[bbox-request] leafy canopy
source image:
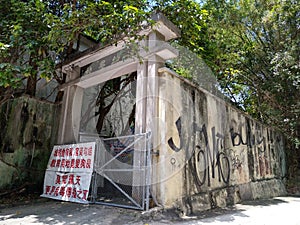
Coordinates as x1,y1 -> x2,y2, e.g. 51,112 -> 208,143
0,0 -> 150,101
203,0 -> 300,147
0,0 -> 299,149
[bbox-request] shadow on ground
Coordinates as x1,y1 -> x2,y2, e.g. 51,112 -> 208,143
1,196 -> 300,225
240,197 -> 288,206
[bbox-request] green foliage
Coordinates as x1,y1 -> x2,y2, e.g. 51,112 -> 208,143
0,0 -> 150,100
0,0 -> 298,151
152,0 -> 219,94
153,0 -> 209,55
203,0 -> 300,148
0,0 -> 55,95
44,0 -> 150,58
155,0 -> 299,154
0,63 -> 21,88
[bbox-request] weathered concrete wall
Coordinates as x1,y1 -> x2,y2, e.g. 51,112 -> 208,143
0,96 -> 60,191
154,68 -> 286,213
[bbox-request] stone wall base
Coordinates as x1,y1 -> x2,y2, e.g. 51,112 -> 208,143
0,96 -> 60,190
182,179 -> 286,215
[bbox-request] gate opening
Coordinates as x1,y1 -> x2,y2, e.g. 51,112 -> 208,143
80,72 -> 137,137
80,133 -> 151,210
79,72 -> 151,210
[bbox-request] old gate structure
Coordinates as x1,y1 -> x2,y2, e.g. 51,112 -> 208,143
57,13 -> 286,213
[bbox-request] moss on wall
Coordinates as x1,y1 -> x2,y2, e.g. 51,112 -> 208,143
0,96 -> 60,192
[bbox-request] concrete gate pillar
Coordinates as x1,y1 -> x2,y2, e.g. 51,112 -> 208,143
133,15 -> 181,206
58,66 -> 84,144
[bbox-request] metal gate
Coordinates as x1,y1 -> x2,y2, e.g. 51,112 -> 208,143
80,132 -> 152,210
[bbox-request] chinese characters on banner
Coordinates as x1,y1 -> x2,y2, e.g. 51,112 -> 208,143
41,142 -> 95,204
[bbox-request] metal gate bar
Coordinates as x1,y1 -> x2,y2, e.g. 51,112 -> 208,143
99,173 -> 143,209
83,132 -> 151,210
145,132 -> 151,211
95,135 -> 144,173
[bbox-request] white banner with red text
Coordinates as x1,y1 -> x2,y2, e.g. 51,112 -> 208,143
41,142 -> 96,203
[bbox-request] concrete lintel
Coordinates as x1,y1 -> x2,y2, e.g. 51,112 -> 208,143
142,42 -> 178,60
62,42 -> 125,73
77,59 -> 137,89
60,58 -> 137,90
152,13 -> 181,41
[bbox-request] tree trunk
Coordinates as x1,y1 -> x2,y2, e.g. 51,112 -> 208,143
26,75 -> 37,97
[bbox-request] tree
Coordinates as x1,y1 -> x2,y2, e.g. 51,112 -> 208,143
153,0 -> 209,55
0,0 -> 152,194
0,0 -> 150,104
202,0 -> 300,175
1,0 -> 298,170
151,0 -> 223,95
0,0 -> 54,102
153,0 -> 299,177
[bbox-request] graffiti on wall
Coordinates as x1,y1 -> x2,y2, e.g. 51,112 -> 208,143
167,115 -> 285,187
229,119 -> 281,178
168,117 -> 230,187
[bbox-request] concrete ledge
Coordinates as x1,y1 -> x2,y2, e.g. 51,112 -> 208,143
183,179 -> 286,214
250,179 -> 286,200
